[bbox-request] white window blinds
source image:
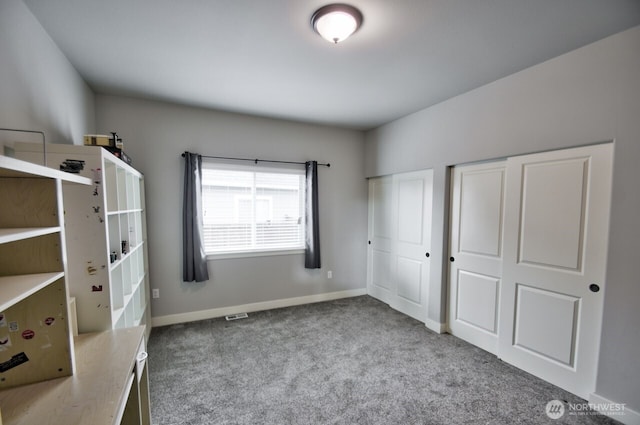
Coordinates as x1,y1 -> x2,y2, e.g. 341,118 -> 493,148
201,162 -> 305,255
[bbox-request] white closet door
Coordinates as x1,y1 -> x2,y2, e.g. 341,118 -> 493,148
367,170 -> 433,322
448,161 -> 506,354
498,143 -> 613,399
367,176 -> 394,305
392,170 -> 433,321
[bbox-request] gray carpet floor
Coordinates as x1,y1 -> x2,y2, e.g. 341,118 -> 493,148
147,295 -> 619,425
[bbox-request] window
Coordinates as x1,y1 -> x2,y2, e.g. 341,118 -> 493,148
201,161 -> 305,256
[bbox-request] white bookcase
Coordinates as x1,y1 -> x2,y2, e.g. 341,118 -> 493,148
15,143 -> 151,339
0,155 -> 91,389
0,326 -> 151,425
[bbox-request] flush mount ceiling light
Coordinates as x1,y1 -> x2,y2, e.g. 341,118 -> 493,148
311,4 -> 363,44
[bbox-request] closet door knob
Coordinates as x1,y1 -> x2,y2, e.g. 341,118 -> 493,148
368,241 -> 371,245
589,284 -> 600,293
450,256 -> 455,262
425,252 -> 430,258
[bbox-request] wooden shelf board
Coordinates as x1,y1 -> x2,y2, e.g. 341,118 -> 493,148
128,242 -> 143,256
0,227 -> 60,244
108,245 -> 143,272
0,155 -> 92,185
112,305 -> 125,325
0,272 -> 65,311
131,274 -> 145,295
106,209 -> 143,216
122,292 -> 134,308
134,304 -> 147,324
109,257 -> 123,271
0,327 -> 145,425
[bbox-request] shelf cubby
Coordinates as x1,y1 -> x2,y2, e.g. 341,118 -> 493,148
14,143 -> 152,341
0,154 -> 91,390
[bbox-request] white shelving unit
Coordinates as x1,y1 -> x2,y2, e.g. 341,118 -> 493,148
15,144 -> 151,339
0,155 -> 91,390
0,326 -> 151,425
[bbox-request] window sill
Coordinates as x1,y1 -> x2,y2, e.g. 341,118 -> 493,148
206,248 -> 305,261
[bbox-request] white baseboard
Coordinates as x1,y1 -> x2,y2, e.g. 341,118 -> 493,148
425,318 -> 446,334
151,288 -> 367,327
588,393 -> 640,425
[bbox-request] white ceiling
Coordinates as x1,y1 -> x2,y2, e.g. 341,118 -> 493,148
25,0 -> 640,130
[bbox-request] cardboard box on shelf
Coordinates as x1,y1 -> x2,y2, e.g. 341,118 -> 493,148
83,134 -> 113,147
84,133 -> 124,150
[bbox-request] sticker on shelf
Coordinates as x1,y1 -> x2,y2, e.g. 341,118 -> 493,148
21,329 -> 35,340
8,321 -> 18,332
0,313 -> 5,327
44,317 -> 55,326
0,352 -> 29,373
59,159 -> 85,174
91,168 -> 102,184
0,334 -> 11,351
87,263 -> 97,275
92,285 -> 103,292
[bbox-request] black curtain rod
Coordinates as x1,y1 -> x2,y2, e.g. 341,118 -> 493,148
181,152 -> 330,167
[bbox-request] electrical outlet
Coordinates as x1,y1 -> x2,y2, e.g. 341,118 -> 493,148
327,270 -> 333,279
152,288 -> 160,299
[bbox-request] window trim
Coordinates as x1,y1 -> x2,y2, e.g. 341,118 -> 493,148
206,248 -> 305,261
201,159 -> 306,258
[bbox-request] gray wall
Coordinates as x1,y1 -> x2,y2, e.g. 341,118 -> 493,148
4,0 -> 637,410
0,0 -> 94,150
365,26 -> 640,412
95,95 -> 368,319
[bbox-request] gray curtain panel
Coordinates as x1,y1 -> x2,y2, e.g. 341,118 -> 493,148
305,160 -> 321,269
182,152 -> 210,282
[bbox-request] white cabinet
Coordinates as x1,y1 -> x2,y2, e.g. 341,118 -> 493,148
0,155 -> 91,389
15,144 -> 151,338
